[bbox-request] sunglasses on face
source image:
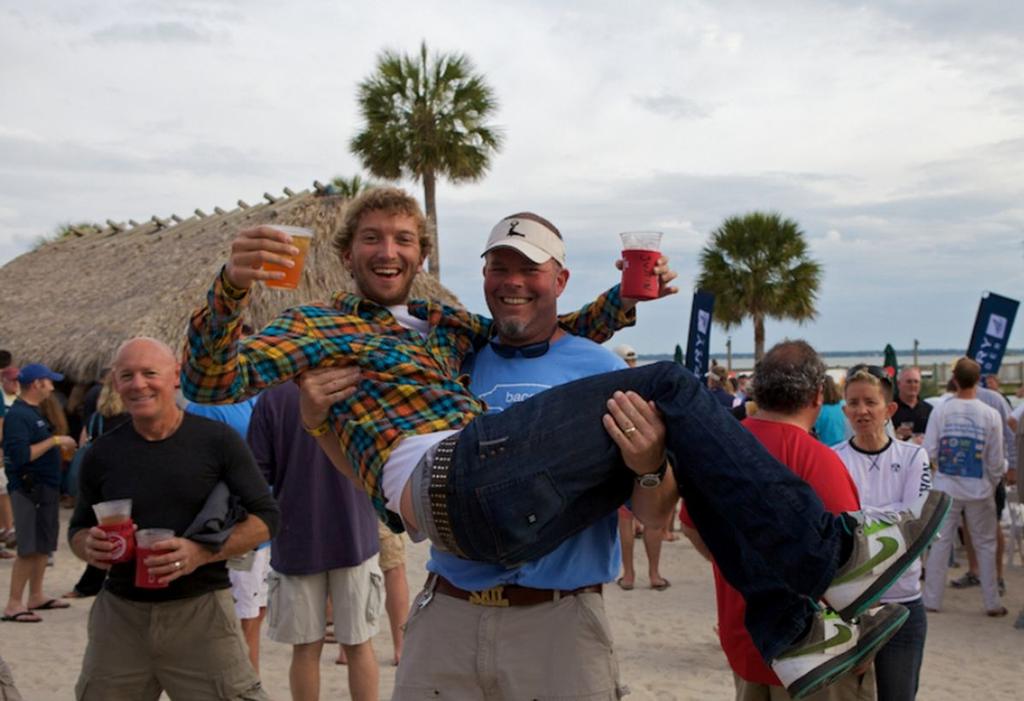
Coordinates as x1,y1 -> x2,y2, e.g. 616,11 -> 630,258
846,364 -> 894,387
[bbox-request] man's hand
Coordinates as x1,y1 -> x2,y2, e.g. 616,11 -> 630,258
296,366 -> 362,429
224,226 -> 300,290
145,537 -> 214,585
617,255 -> 679,309
602,390 -> 666,476
56,435 -> 77,451
80,526 -> 120,570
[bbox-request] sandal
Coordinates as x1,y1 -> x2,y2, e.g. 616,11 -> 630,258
1,610 -> 42,623
616,577 -> 635,591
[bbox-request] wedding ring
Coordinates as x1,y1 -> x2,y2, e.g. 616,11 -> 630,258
623,426 -> 637,436
174,561 -> 182,570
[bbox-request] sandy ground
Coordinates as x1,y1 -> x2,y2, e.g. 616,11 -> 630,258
1,508 -> 1022,700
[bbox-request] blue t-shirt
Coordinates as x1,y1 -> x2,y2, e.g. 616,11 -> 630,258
814,401 -> 848,447
428,334 -> 626,590
185,396 -> 260,439
2,398 -> 62,491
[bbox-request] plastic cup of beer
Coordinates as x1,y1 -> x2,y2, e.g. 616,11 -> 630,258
262,225 -> 314,289
619,231 -> 663,300
134,528 -> 175,589
93,499 -> 136,564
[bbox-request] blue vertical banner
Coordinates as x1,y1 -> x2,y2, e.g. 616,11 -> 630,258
684,290 -> 715,377
966,291 -> 1019,375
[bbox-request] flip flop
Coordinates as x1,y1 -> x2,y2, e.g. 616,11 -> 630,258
616,577 -> 634,591
651,579 -> 671,591
0,550 -> 14,560
1,611 -> 42,623
28,598 -> 70,611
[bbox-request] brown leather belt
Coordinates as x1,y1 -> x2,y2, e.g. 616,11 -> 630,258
431,575 -> 602,608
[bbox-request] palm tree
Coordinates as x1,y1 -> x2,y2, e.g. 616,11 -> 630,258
330,174 -> 377,198
696,212 -> 822,362
351,41 -> 503,277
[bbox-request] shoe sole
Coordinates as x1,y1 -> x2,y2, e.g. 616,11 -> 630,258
788,606 -> 909,700
835,492 -> 952,621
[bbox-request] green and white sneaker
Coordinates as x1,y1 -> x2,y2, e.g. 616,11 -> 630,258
825,490 -> 951,621
772,604 -> 908,700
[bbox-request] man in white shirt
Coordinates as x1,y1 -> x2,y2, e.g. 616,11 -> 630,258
922,357 -> 1007,617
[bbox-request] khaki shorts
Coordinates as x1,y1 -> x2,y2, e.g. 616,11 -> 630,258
266,554 -> 382,646
378,521 -> 405,572
393,583 -> 625,700
733,669 -> 875,701
0,468 -> 8,496
76,589 -> 267,701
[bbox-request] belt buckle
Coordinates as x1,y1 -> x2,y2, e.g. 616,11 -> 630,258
468,585 -> 511,607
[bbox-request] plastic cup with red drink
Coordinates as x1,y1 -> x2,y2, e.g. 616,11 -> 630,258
134,528 -> 176,589
92,499 -> 135,565
619,231 -> 663,300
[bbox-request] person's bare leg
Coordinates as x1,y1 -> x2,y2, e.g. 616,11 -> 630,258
617,511 -> 636,589
643,524 -> 668,588
964,518 -> 978,576
0,495 -> 13,534
239,608 -> 266,676
383,564 -> 409,665
4,554 -> 40,616
290,640 -> 324,701
663,497 -> 680,541
25,554 -> 57,609
341,640 -> 378,701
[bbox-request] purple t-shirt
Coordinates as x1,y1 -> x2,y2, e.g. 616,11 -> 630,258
247,383 -> 379,574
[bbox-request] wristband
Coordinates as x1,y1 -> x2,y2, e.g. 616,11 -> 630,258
53,436 -> 60,448
302,418 -> 331,437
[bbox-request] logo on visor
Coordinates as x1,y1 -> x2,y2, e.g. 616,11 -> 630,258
506,220 -> 525,237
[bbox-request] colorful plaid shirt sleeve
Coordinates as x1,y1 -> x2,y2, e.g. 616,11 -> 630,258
182,268 -> 330,403
557,284 -> 636,343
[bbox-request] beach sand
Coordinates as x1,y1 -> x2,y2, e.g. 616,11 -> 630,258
1,508 -> 1021,700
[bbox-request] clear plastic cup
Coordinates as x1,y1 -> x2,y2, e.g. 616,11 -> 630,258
619,231 -> 663,300
262,225 -> 314,289
134,528 -> 175,589
93,499 -> 135,564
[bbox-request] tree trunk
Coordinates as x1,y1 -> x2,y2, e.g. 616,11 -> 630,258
753,313 -> 766,363
422,171 -> 440,278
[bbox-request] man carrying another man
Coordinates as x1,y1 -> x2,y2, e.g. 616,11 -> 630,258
183,187 -> 951,699
69,338 -> 280,700
300,209 -> 677,698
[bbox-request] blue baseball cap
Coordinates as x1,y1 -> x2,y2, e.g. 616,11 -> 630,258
17,363 -> 63,384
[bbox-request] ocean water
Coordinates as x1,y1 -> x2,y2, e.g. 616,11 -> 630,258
642,350 -> 1024,372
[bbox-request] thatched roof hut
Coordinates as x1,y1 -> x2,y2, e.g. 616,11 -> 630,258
0,184 -> 461,382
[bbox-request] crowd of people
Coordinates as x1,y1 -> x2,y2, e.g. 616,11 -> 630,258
0,186 -> 1021,701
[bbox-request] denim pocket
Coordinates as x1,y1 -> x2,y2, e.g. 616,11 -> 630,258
476,470 -> 565,564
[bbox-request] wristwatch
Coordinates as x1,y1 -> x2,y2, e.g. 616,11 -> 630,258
635,459 -> 668,488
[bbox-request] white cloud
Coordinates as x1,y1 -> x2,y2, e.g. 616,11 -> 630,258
1,0 -> 1023,353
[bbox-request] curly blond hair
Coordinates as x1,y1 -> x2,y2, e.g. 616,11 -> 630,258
333,187 -> 430,258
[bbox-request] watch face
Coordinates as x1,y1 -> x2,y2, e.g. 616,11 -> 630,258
638,473 -> 662,488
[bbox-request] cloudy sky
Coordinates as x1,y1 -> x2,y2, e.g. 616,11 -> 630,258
2,0 -> 1022,355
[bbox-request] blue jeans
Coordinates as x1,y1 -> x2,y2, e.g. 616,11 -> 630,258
443,361 -> 844,660
873,597 -> 926,700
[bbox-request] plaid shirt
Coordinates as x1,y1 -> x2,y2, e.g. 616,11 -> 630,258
183,269 -> 635,527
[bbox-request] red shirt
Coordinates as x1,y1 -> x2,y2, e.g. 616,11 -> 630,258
679,418 -> 860,685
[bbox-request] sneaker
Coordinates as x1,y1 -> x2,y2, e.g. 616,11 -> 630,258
772,604 -> 909,700
824,490 -> 952,621
950,571 -> 981,588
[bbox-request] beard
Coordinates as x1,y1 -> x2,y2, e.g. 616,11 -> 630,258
491,317 -> 532,344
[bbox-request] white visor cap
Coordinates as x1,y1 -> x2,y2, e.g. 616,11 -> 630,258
482,216 -> 566,267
